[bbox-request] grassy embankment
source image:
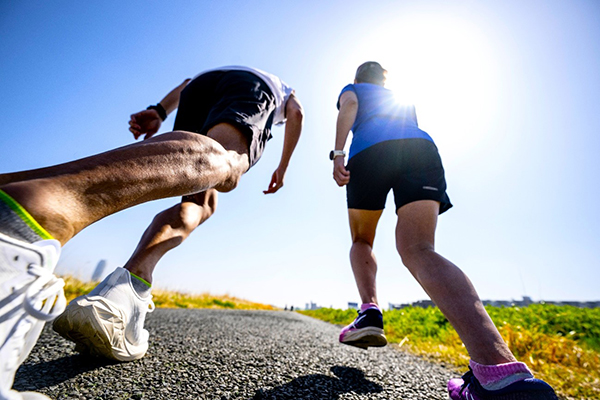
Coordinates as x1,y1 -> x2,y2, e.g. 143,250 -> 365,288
299,305 -> 600,400
63,277 -> 598,398
62,276 -> 275,311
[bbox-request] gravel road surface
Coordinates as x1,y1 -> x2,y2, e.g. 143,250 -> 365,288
15,309 -> 457,399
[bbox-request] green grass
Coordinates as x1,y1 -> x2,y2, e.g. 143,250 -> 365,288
299,305 -> 600,400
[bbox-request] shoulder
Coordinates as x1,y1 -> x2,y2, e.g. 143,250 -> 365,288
337,84 -> 357,109
340,84 -> 355,95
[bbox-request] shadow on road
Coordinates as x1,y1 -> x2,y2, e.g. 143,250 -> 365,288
14,354 -> 116,391
251,365 -> 383,399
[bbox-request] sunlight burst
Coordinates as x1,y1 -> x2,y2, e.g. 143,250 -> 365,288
349,15 -> 500,156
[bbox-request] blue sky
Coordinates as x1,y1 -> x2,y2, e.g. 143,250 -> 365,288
1,0 -> 599,309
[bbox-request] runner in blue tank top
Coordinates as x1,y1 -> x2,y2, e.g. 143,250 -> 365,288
331,62 -> 557,400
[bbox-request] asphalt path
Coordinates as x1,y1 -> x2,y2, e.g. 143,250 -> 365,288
15,309 -> 457,399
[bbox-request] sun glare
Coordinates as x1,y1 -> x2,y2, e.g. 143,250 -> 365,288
350,15 -> 499,156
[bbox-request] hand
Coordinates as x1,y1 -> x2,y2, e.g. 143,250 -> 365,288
263,167 -> 286,194
333,157 -> 350,186
128,109 -> 162,140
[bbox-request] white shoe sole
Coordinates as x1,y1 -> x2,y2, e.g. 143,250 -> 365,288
340,327 -> 388,349
52,296 -> 147,362
18,391 -> 53,400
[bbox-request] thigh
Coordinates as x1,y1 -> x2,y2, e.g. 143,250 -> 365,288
395,200 -> 439,254
349,209 -> 383,245
346,146 -> 392,211
391,139 -> 453,214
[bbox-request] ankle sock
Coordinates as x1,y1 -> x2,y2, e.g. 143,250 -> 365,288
0,189 -> 53,243
470,359 -> 534,391
360,302 -> 380,312
129,271 -> 152,298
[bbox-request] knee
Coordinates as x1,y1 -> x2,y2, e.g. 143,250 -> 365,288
352,236 -> 374,248
214,168 -> 243,192
397,241 -> 435,268
213,154 -> 247,192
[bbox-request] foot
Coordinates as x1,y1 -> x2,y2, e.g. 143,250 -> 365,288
339,308 -> 387,349
0,233 -> 66,400
52,267 -> 154,362
448,369 -> 559,400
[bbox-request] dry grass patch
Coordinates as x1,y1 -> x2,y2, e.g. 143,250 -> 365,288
61,275 -> 275,311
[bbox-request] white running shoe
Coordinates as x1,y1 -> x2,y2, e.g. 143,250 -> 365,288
0,233 -> 66,400
52,267 -> 154,362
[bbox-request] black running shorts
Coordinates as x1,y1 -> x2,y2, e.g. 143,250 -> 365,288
345,139 -> 453,214
173,70 -> 276,168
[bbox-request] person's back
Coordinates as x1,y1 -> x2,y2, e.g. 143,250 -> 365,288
338,82 -> 432,159
343,83 -> 417,127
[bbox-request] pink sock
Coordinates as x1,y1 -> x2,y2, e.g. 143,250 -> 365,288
470,360 -> 534,391
360,303 -> 380,312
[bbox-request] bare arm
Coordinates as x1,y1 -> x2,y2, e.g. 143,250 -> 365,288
333,90 -> 358,187
263,93 -> 304,194
157,78 -> 191,115
128,79 -> 192,140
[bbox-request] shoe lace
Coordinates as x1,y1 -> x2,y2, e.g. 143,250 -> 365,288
459,368 -> 487,399
23,263 -> 67,321
459,369 -> 475,394
349,310 -> 363,328
3,263 -> 67,371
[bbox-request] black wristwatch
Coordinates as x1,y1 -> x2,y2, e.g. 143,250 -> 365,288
329,150 -> 346,160
147,103 -> 167,121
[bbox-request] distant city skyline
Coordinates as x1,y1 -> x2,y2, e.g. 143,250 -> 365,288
302,298 -> 600,312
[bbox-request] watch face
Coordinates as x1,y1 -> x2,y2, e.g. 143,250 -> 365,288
329,150 -> 334,160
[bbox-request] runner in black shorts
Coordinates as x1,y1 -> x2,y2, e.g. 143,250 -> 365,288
332,62 -> 557,399
51,66 -> 304,362
174,70 -> 276,169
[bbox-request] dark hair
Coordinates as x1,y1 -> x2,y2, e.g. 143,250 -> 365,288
355,61 -> 387,86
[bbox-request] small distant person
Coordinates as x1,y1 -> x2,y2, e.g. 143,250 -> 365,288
331,62 -> 557,399
0,65 -> 302,398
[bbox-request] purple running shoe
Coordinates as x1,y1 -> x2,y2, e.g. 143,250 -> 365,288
448,369 -> 559,400
339,308 -> 387,349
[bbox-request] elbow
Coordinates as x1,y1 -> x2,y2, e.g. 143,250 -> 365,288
288,105 -> 304,125
285,96 -> 304,125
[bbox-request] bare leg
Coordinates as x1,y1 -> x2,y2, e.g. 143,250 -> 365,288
395,200 -> 516,365
348,209 -> 383,305
124,190 -> 217,284
121,122 -> 252,283
0,124 -> 249,245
